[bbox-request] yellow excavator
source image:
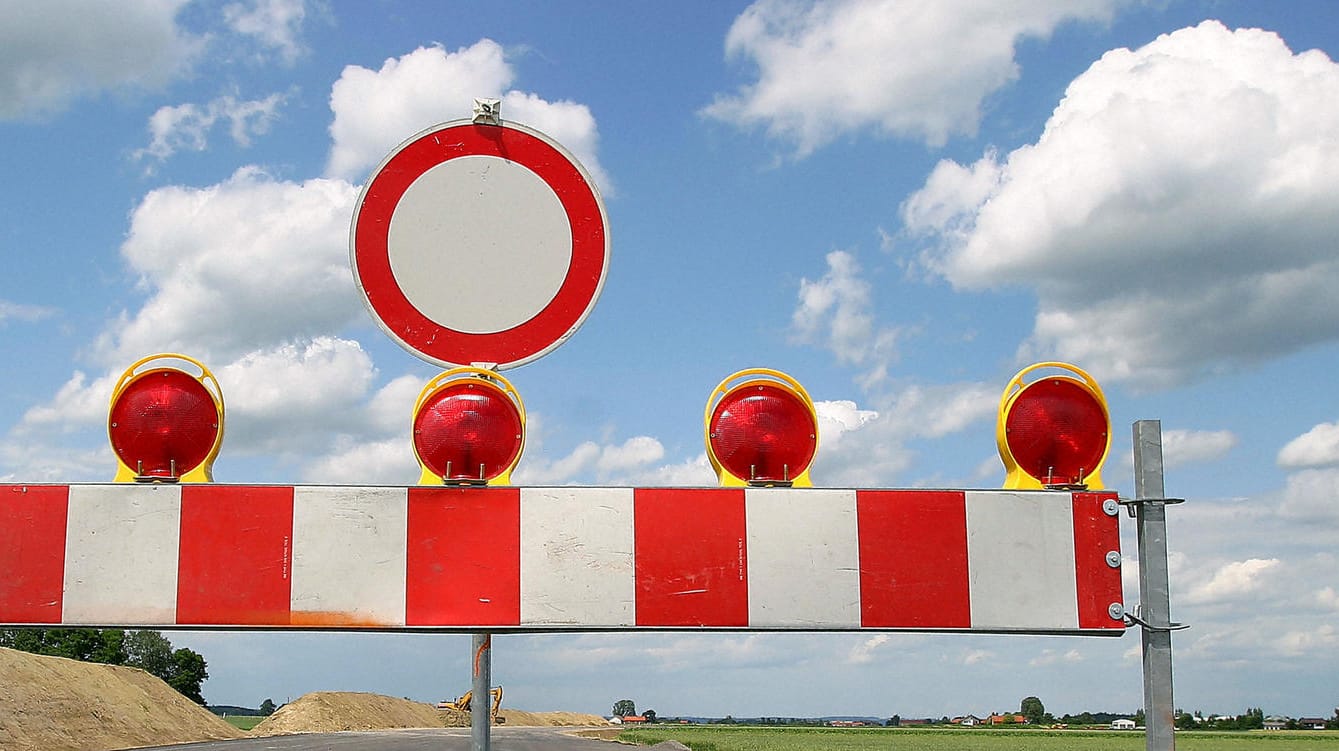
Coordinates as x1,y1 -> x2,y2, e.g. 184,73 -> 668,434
437,686 -> 504,724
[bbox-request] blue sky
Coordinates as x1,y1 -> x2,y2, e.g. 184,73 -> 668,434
3,0 -> 1338,721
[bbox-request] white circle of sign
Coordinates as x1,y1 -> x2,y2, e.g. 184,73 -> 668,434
350,120 -> 609,370
387,155 -> 572,334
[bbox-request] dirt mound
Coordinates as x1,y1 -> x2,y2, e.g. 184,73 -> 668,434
250,691 -> 453,734
500,709 -> 607,726
251,692 -> 607,734
0,646 -> 243,751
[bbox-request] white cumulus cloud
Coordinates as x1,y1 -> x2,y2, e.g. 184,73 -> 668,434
1277,467 -> 1339,522
325,42 -> 609,190
704,0 -> 1122,154
1162,429 -> 1238,469
904,21 -> 1339,388
101,166 -> 361,366
0,0 -> 202,119
792,250 -> 901,387
810,382 -> 996,487
1185,558 -> 1280,605
1278,421 -> 1339,468
224,0 -> 309,64
138,92 -> 288,162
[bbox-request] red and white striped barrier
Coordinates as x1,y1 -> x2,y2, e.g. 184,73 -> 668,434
0,485 -> 1124,634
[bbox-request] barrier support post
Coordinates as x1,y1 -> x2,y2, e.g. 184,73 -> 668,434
1133,420 -> 1176,751
472,632 -> 491,751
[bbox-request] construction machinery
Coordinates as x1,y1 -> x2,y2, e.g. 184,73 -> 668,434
437,686 -> 504,724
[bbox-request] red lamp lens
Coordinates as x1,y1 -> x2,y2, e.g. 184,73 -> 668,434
108,370 -> 220,478
709,382 -> 817,484
1005,378 -> 1108,486
414,380 -> 523,482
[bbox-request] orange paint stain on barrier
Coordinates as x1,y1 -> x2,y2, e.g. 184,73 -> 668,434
287,611 -> 396,628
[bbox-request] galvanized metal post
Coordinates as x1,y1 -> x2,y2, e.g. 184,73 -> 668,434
1133,420 -> 1175,751
471,632 -> 491,751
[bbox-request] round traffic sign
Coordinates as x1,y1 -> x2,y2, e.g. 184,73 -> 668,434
350,119 -> 609,370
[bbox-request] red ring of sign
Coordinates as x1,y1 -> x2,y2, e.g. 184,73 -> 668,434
351,121 -> 607,369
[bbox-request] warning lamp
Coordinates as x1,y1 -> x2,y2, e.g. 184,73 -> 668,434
997,361 -> 1110,490
704,368 -> 818,487
108,353 -> 225,483
413,367 -> 526,486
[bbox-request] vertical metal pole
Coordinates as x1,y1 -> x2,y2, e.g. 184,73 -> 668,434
471,632 -> 491,751
1133,421 -> 1175,751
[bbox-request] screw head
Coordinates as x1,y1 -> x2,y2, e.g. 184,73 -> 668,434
1106,550 -> 1122,568
1102,499 -> 1119,516
1108,602 -> 1125,620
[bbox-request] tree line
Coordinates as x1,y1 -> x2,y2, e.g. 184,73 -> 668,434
0,628 -> 209,704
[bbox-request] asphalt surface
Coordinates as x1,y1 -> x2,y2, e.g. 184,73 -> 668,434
133,726 -> 625,751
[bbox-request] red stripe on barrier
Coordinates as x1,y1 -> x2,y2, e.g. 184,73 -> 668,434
406,487 -> 521,626
1072,492 -> 1123,630
857,490 -> 972,628
177,486 -> 294,625
0,485 -> 69,623
635,488 -> 749,627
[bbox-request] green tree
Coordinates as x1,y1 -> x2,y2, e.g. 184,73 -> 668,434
260,698 -> 277,716
613,699 -> 636,717
1238,707 -> 1264,730
888,714 -> 901,727
643,709 -> 657,723
124,630 -> 173,678
1176,712 -> 1198,730
0,628 -> 126,664
1020,696 -> 1045,725
166,647 -> 209,705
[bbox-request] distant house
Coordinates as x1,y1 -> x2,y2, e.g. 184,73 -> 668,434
955,715 -> 983,726
621,715 -> 648,723
1111,719 -> 1137,730
828,720 -> 868,727
987,714 -> 1026,725
1263,717 -> 1288,731
1299,718 -> 1328,730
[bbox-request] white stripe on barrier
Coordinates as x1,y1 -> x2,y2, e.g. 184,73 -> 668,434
291,486 -> 407,626
520,487 -> 635,626
746,488 -> 861,629
64,484 -> 181,624
965,491 -> 1078,630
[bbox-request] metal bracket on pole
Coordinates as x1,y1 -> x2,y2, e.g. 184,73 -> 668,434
1124,609 -> 1189,633
1119,495 -> 1184,518
1132,420 -> 1177,751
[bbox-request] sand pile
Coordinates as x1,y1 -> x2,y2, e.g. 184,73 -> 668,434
0,646 -> 607,749
251,690 -> 607,733
501,709 -> 608,726
0,646 -> 243,751
250,692 -> 607,733
250,691 -> 453,734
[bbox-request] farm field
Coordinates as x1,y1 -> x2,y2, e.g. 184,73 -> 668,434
618,726 -> 1339,751
222,716 -> 266,731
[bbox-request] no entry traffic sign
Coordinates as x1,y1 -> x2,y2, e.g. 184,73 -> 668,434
350,119 -> 609,370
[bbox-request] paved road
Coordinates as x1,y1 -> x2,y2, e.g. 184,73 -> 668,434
134,726 -> 625,751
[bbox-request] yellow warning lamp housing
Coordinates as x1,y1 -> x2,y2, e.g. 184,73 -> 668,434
704,368 -> 819,488
413,367 -> 526,486
997,361 -> 1110,490
108,353 -> 225,483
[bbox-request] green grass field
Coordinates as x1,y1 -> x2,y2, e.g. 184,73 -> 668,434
618,726 -> 1339,751
222,715 -> 265,731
